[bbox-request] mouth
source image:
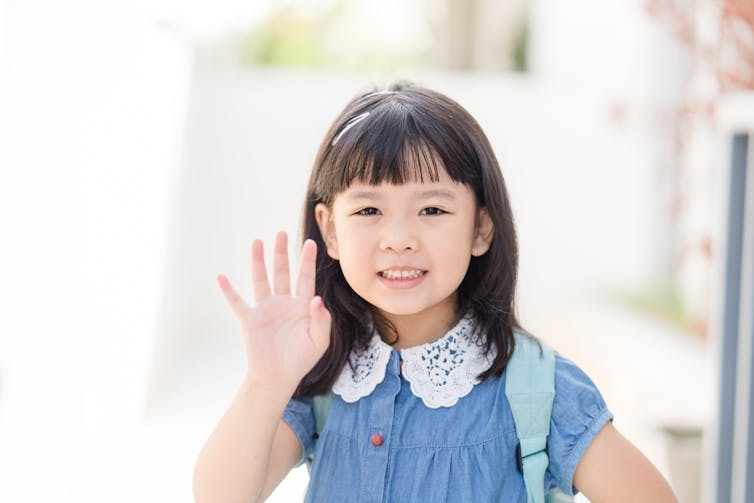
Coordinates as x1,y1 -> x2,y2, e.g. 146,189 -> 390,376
378,269 -> 427,280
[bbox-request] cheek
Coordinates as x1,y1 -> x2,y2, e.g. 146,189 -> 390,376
428,226 -> 474,280
333,225 -> 374,278
334,222 -> 370,252
427,221 -> 476,254
447,251 -> 473,282
337,253 -> 377,298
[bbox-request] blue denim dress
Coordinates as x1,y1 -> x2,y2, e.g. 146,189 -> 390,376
283,322 -> 613,503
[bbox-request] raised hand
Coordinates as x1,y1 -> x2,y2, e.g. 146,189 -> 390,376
217,231 -> 331,390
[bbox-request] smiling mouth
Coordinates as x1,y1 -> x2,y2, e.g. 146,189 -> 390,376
379,270 -> 427,280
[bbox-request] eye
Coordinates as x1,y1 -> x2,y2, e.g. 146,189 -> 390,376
356,207 -> 380,216
420,207 -> 445,216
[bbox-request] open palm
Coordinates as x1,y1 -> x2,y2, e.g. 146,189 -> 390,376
217,231 -> 331,389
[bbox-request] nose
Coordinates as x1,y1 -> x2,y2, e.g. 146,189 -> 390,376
379,220 -> 418,253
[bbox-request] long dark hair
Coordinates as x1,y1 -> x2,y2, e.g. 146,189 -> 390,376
293,81 -> 528,398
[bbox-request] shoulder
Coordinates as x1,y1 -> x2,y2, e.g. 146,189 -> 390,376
510,331 -> 606,410
552,353 -> 604,401
549,349 -> 613,433
505,333 -> 611,440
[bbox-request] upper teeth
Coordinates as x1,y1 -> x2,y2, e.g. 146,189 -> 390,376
381,269 -> 425,279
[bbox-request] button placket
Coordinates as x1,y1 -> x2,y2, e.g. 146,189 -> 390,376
359,351 -> 400,503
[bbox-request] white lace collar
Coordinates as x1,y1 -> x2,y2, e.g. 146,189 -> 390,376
332,316 -> 496,409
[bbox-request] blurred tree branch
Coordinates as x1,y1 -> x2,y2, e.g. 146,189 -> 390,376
619,0 -> 754,339
645,0 -> 754,92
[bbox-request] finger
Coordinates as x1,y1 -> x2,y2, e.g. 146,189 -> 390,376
272,231 -> 291,295
251,239 -> 271,301
217,274 -> 250,318
295,239 -> 317,298
308,296 -> 332,354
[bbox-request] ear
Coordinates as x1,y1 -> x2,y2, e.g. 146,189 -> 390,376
315,203 -> 339,260
471,208 -> 494,257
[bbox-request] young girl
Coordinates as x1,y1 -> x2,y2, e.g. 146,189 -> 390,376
193,82 -> 678,503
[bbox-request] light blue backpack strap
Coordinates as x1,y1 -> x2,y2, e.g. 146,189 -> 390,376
308,392 -> 334,472
546,490 -> 575,503
505,331 -> 556,503
313,392 -> 334,437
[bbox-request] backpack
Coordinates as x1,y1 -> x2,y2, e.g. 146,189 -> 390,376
310,332 -> 574,503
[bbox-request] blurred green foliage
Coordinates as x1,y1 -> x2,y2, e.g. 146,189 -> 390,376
238,1 -> 428,72
609,281 -> 707,339
511,13 -> 529,72
240,4 -> 333,68
237,1 -> 529,73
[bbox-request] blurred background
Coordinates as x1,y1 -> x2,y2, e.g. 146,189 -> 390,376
1,0 -> 753,501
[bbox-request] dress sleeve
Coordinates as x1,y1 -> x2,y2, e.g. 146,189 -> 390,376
282,397 -> 316,468
544,354 -> 614,496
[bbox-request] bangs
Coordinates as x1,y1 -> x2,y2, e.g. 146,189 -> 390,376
317,94 -> 481,201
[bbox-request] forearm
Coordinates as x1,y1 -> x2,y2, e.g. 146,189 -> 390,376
192,378 -> 295,503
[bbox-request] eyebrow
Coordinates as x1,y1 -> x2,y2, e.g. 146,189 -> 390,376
345,188 -> 458,201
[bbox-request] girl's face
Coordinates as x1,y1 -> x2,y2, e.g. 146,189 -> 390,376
315,164 -> 494,325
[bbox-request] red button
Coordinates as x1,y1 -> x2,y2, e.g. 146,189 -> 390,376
371,433 -> 384,447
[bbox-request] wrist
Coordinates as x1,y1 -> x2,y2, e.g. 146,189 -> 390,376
241,374 -> 299,401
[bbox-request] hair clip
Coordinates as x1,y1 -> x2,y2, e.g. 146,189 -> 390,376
364,91 -> 396,98
331,112 -> 370,146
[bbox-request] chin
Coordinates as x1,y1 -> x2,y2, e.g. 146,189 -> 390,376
372,301 -> 433,317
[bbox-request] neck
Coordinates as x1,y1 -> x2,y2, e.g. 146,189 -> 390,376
377,295 -> 460,350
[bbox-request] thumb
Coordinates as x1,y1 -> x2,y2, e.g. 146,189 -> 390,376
308,296 -> 332,353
